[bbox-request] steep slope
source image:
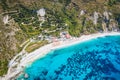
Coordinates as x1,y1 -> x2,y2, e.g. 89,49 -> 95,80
0,2 -> 27,75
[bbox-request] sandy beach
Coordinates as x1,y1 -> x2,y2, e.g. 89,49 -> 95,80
4,32 -> 120,80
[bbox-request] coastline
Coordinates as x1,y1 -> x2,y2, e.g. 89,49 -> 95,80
5,32 -> 120,80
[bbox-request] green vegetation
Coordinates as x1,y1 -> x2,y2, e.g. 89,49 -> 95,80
8,0 -> 120,37
25,40 -> 48,53
114,13 -> 120,28
0,0 -> 9,10
0,59 -> 8,76
0,0 -> 120,76
107,0 -> 120,6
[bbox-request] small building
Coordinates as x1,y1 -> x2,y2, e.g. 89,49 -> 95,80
52,37 -> 58,42
65,33 -> 71,39
38,35 -> 44,40
60,31 -> 71,39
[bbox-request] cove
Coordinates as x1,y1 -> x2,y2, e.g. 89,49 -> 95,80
17,35 -> 120,80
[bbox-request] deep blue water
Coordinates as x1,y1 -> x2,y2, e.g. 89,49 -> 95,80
17,35 -> 120,80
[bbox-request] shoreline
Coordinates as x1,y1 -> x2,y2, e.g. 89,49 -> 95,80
5,32 -> 120,79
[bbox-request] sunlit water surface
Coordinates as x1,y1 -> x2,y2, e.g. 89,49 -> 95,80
18,35 -> 120,80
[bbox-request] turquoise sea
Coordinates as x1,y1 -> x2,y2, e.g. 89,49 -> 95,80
18,35 -> 120,80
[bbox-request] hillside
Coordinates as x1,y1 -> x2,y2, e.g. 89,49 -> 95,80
0,0 -> 120,76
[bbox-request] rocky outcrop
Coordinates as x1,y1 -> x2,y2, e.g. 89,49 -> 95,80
37,8 -> 46,21
79,10 -> 119,32
93,11 -> 99,25
3,15 -> 9,24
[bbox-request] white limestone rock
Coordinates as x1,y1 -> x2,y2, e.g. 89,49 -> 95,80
93,11 -> 99,25
37,8 -> 46,21
3,15 -> 9,24
103,11 -> 109,20
37,8 -> 46,17
80,10 -> 85,16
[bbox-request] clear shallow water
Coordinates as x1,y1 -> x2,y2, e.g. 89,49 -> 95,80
18,35 -> 120,80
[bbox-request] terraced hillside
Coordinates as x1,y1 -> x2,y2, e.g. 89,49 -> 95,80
0,0 -> 120,76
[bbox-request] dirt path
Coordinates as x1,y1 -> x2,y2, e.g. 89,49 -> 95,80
5,39 -> 31,80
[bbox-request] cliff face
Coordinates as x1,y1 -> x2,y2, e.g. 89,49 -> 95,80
0,0 -> 120,76
69,0 -> 120,32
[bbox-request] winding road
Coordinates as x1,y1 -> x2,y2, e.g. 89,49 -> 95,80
5,39 -> 31,80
